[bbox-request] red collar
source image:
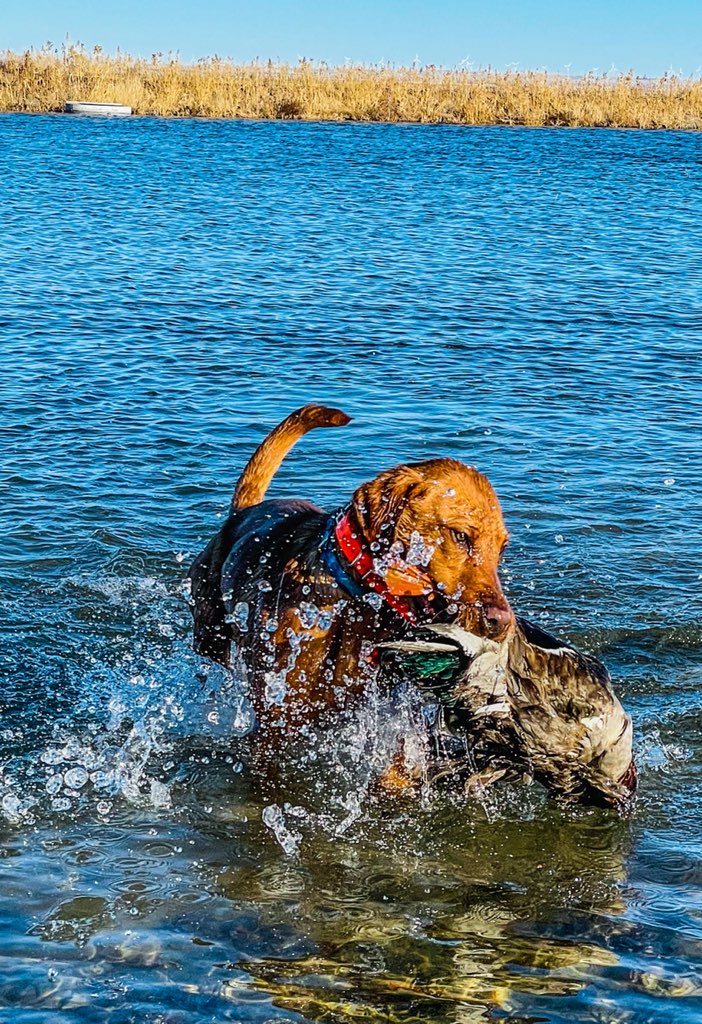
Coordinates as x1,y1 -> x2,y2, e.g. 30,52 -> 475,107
334,511 -> 421,624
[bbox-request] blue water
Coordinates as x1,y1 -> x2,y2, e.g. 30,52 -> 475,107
2,112 -> 702,1022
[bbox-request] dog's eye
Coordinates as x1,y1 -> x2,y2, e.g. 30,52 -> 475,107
450,529 -> 473,552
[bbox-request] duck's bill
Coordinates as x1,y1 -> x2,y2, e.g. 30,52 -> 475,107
377,639 -> 460,656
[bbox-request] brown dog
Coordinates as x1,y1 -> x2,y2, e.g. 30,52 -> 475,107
188,404 -> 513,734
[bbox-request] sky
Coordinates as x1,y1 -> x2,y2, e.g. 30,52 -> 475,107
3,0 -> 702,77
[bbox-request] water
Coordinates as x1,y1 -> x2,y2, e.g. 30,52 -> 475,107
1,113 -> 702,1022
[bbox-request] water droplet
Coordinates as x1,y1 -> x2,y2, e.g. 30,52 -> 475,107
264,670 -> 287,707
406,530 -> 435,566
232,699 -> 256,736
262,803 -> 301,856
40,748 -> 65,765
298,602 -> 318,629
229,601 -> 249,631
150,780 -> 171,809
317,609 -> 333,631
45,775 -> 63,796
1,793 -> 22,820
64,767 -> 88,790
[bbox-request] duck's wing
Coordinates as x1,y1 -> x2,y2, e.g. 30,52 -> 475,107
510,617 -> 614,708
515,616 -> 577,652
508,617 -> 634,803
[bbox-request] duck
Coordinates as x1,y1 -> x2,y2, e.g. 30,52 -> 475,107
379,617 -> 636,809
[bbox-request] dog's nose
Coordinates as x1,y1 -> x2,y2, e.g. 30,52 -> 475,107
482,602 -> 514,639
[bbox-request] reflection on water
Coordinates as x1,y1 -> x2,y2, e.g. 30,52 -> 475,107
0,602 -> 698,1024
1,114 -> 702,1022
0,799 -> 636,1022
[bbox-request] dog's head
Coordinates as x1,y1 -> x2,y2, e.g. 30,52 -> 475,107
350,458 -> 513,639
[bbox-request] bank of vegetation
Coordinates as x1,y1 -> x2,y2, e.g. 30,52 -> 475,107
2,45 -> 701,128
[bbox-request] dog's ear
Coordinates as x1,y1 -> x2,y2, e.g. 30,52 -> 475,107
350,468 -> 434,594
351,466 -> 425,544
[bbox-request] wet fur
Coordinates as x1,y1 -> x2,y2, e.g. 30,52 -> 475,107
188,405 -> 513,734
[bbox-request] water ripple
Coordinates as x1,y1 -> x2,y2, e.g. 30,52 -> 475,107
1,115 -> 702,1024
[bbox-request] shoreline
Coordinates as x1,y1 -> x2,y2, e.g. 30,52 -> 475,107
5,110 -> 699,133
2,47 -> 702,129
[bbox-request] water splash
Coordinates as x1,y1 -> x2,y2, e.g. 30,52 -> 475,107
0,571 -> 258,826
262,803 -> 303,855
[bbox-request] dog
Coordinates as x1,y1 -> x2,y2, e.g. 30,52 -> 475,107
187,404 -> 514,738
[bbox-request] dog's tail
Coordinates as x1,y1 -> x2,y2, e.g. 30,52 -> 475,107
232,404 -> 352,510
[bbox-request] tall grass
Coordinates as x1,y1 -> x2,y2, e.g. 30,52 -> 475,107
2,44 -> 702,128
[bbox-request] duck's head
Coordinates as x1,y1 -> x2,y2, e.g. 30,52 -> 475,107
379,619 -> 636,811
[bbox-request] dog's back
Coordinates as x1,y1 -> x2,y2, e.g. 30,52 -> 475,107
188,499 -> 327,664
188,404 -> 350,665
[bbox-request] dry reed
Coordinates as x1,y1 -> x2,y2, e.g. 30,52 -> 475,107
2,44 -> 702,129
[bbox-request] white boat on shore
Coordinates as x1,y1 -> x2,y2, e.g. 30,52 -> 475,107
63,101 -> 132,116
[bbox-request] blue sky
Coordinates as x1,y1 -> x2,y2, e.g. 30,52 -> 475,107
4,0 -> 702,77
